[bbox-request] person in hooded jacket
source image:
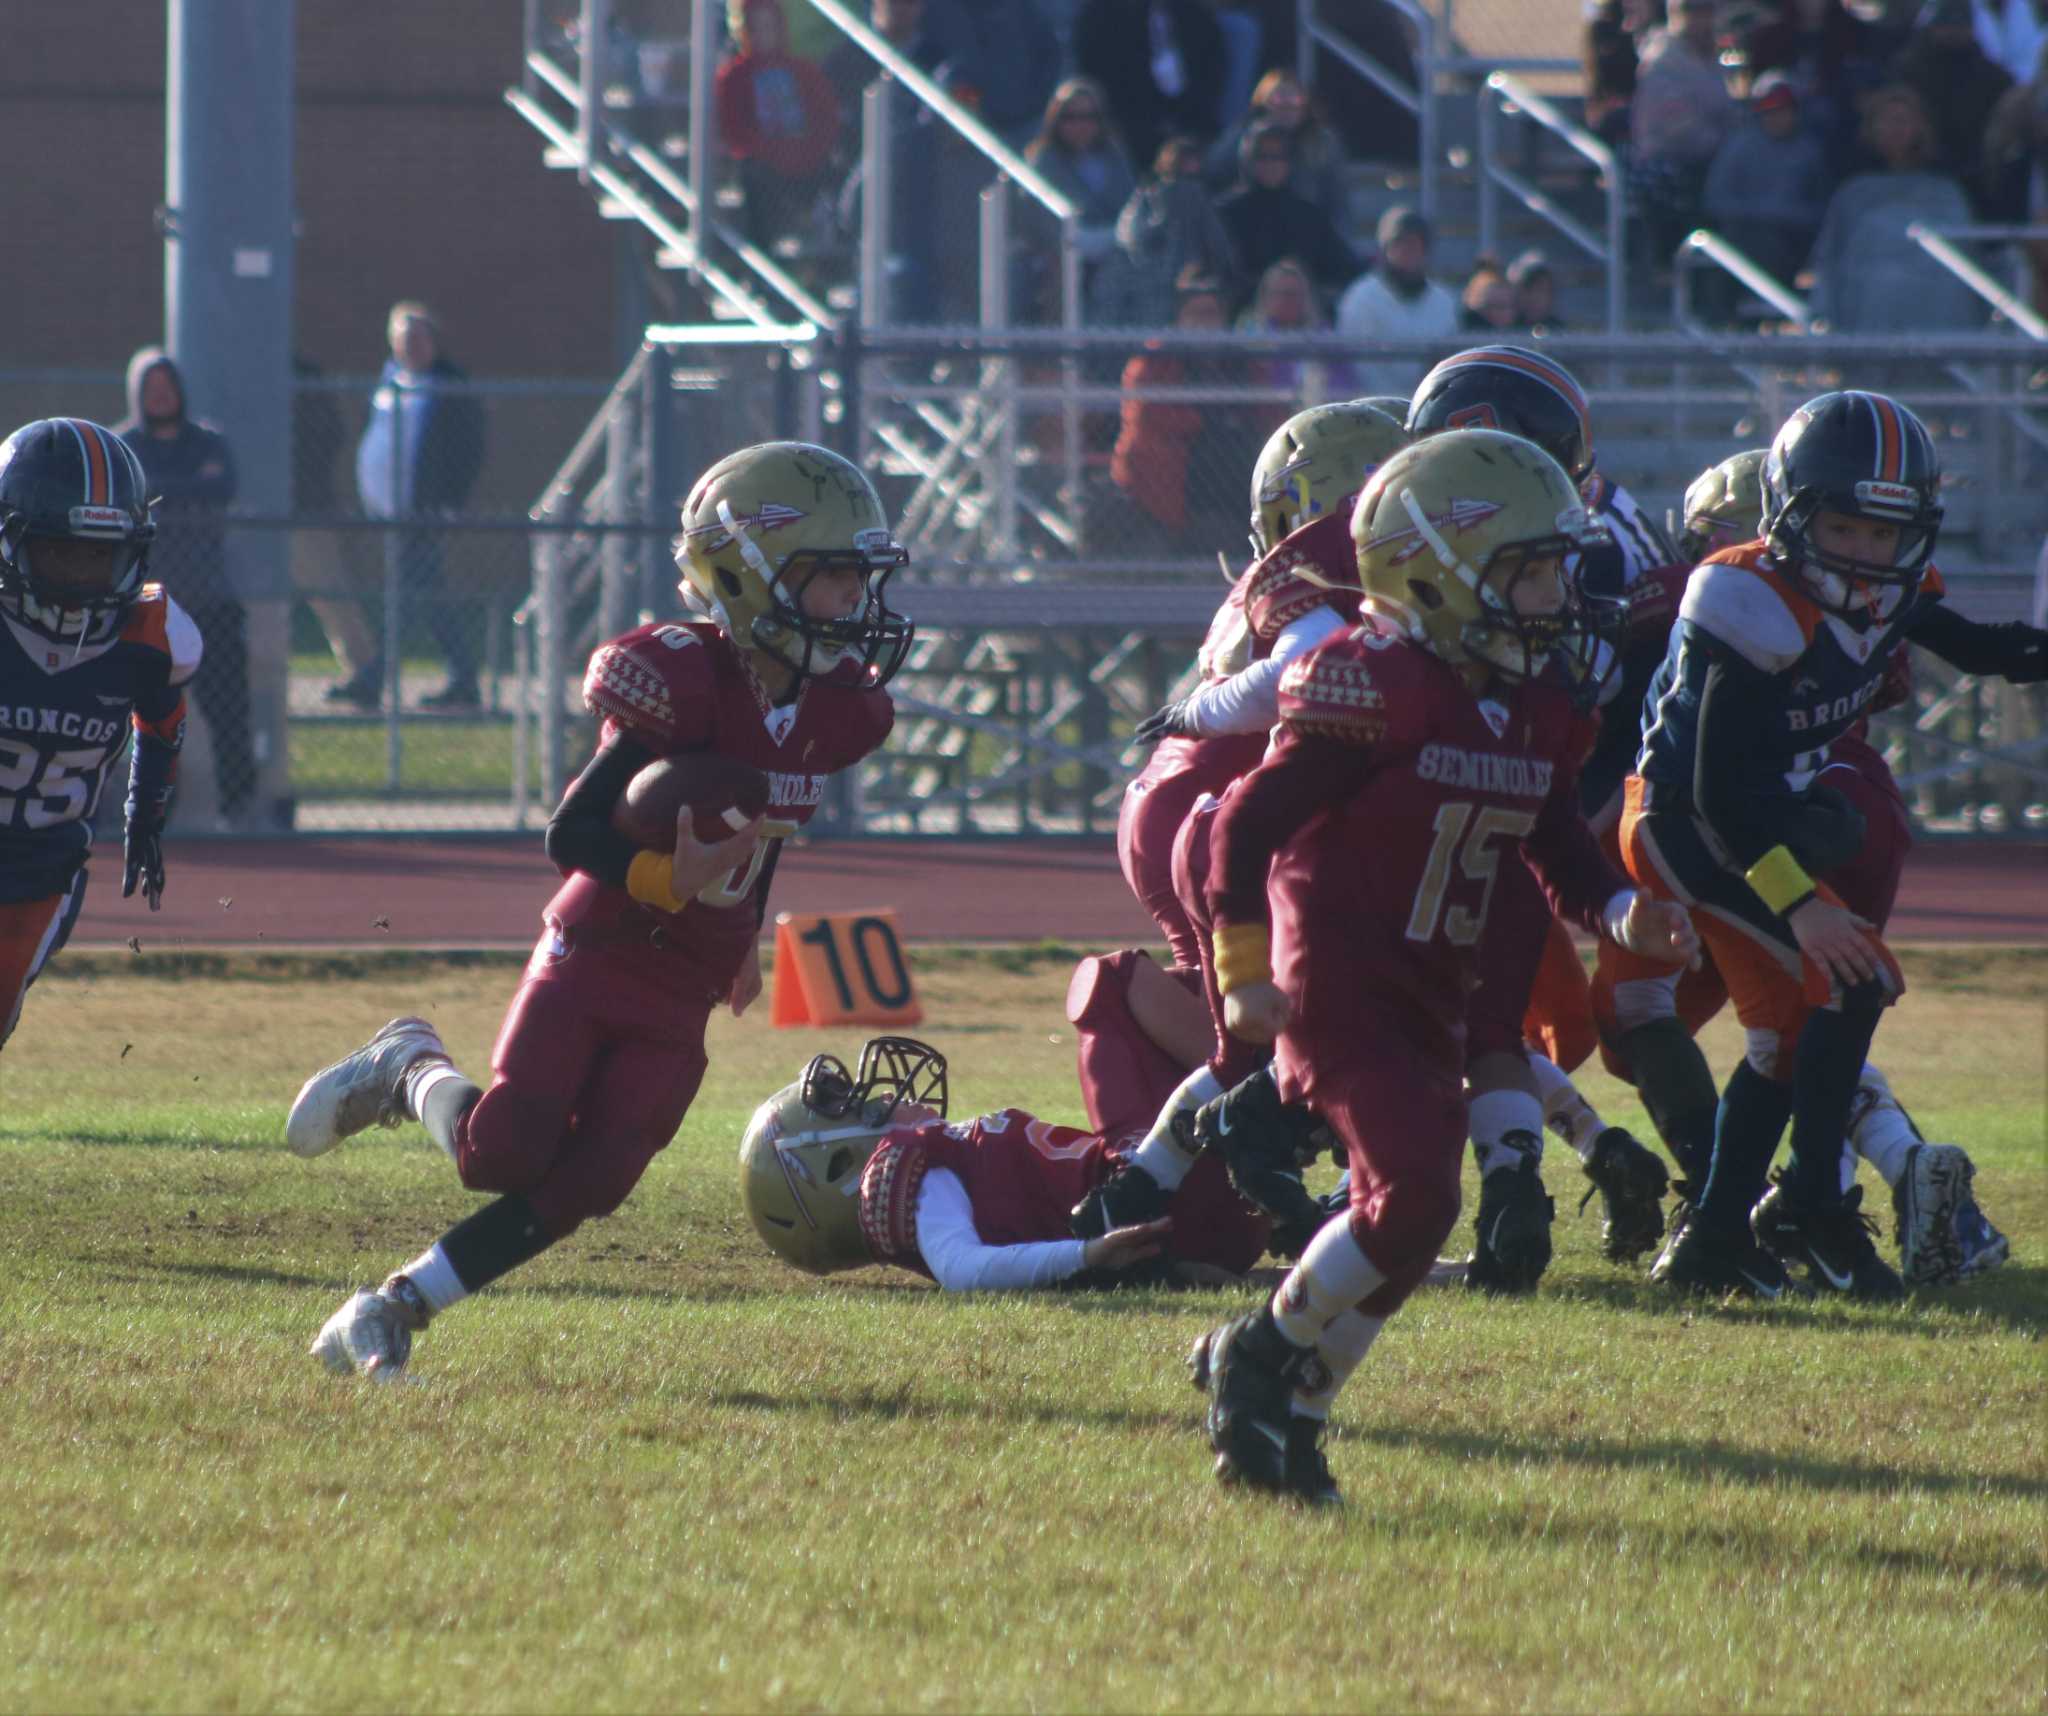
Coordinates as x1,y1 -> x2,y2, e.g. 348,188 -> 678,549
1333,206 -> 1459,397
1211,119 -> 1359,295
114,349 -> 255,826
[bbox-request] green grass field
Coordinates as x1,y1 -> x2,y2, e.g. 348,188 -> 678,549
2,945 -> 2042,1714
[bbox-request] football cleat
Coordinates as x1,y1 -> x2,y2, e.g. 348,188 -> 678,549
1953,1191 -> 2011,1278
1577,1126 -> 1670,1263
1892,1141 -> 1969,1286
286,1017 -> 448,1159
1198,1069 -> 1340,1252
1069,1157 -> 1173,1240
309,1273 -> 432,1380
1189,1310 -> 1315,1494
1650,1206 -> 1798,1299
1284,1417 -> 1343,1508
1464,1148 -> 1555,1294
1752,1180 -> 1905,1301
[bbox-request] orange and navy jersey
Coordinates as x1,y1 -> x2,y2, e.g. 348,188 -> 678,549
0,584 -> 198,902
1634,540 -> 1942,842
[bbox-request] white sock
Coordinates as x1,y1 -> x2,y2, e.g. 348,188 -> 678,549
1271,1215 -> 1385,1347
398,1242 -> 468,1315
1292,1308 -> 1385,1420
1529,1053 -> 1607,1163
1848,1063 -> 1920,1190
1131,1066 -> 1224,1191
404,1059 -> 464,1127
1469,1088 -> 1545,1177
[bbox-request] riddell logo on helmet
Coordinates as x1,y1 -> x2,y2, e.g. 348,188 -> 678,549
1853,480 -> 1917,514
1371,498 -> 1504,565
68,505 -> 130,533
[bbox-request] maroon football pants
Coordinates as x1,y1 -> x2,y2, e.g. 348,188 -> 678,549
456,959 -> 711,1242
1170,796 -> 1271,1089
1118,769 -> 1210,974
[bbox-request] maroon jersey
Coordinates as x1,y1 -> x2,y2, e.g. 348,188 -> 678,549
1209,623 -> 1624,1093
858,1108 -> 1122,1277
1126,511 -> 1364,819
543,620 -> 893,994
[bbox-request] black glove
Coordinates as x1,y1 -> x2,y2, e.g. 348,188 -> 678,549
1133,697 -> 1199,747
2013,626 -> 2048,685
122,817 -> 166,911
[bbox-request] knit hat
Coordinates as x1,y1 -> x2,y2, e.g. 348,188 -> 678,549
1376,204 -> 1430,247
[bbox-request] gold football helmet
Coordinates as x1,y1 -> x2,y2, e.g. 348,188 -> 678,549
1352,429 -> 1609,690
675,440 -> 914,685
738,1038 -> 949,1276
1355,395 -> 1414,422
1676,448 -> 1766,562
1248,401 -> 1409,558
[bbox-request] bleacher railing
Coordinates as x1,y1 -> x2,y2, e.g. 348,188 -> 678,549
1478,71 -> 1625,332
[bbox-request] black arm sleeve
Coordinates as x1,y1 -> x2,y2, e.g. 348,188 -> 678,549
1692,647 -> 1803,873
751,836 -> 784,929
542,732 -> 655,886
1906,602 -> 2048,683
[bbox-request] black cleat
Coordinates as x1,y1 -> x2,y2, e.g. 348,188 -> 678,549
1188,1310 -> 1314,1493
1578,1126 -> 1671,1263
1464,1147 -> 1555,1294
1071,1155 -> 1174,1240
1752,1180 -> 1905,1301
1650,1205 -> 1798,1299
1197,1069 -> 1336,1248
1284,1417 -> 1343,1508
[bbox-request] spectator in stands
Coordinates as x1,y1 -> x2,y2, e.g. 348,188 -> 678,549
1459,258 -> 1520,331
1203,68 -> 1350,215
920,0 -> 1064,152
115,349 -> 255,829
1984,40 -> 2048,312
1024,77 -> 1139,287
1073,0 -> 1227,168
1212,120 -> 1360,295
1631,0 -> 1739,263
1507,248 -> 1567,330
1110,268 -> 1260,555
1806,84 -> 1984,331
1896,0 -> 2016,216
823,0 -> 943,172
1334,206 -> 1459,397
1702,70 -> 1833,294
1582,0 -> 1646,147
1236,256 -> 1356,415
1091,137 -> 1240,325
355,303 -> 485,709
715,0 -> 842,249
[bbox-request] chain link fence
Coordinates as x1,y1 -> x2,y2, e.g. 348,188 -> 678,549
4,333 -> 2043,837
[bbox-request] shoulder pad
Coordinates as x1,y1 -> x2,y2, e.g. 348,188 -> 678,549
1277,626 -> 1400,745
1245,512 -> 1357,645
1679,557 -> 1813,673
1197,583 -> 1254,681
582,622 -> 719,749
856,1132 -> 930,1270
122,587 -> 204,686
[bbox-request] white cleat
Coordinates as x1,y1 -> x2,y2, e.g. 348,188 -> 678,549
309,1276 -> 431,1380
1894,1141 -> 1971,1286
286,1016 -> 447,1159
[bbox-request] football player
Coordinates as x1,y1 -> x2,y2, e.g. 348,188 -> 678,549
1631,393 -> 2045,1298
286,442 -> 912,1379
740,951 -> 1270,1290
1181,431 -> 1700,1501
0,418 -> 199,1049
1398,347 -> 1672,1288
1119,401 -> 1406,973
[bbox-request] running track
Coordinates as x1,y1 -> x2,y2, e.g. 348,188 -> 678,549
72,836 -> 2047,951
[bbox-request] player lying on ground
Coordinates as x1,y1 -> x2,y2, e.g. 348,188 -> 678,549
1119,402 -> 1406,973
740,952 -> 1270,1289
1119,432 -> 1701,1503
0,418 -> 197,1049
1627,392 -> 2044,1299
285,442 -> 912,1379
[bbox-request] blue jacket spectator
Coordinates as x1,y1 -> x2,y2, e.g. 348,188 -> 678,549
1702,72 -> 1834,288
356,312 -> 484,519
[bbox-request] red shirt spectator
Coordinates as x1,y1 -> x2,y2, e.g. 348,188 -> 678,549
714,0 -> 840,179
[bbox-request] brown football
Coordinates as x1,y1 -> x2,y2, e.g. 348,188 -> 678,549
611,754 -> 772,851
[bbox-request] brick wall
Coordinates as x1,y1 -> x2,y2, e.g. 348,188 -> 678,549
0,1 -> 622,381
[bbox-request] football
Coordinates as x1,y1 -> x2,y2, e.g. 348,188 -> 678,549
611,753 -> 772,851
